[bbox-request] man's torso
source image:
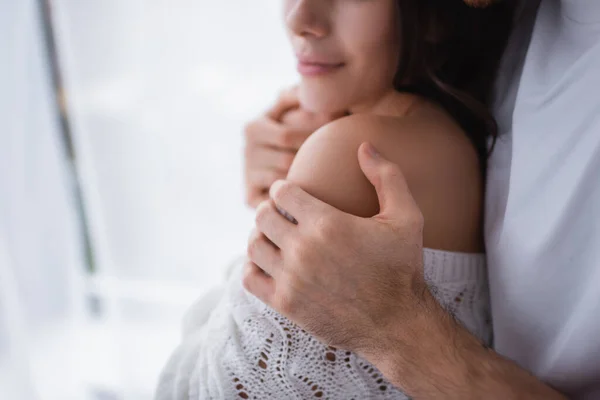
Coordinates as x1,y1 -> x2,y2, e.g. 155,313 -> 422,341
486,0 -> 600,397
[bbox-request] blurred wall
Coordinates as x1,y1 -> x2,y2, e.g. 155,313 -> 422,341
1,1 -> 298,399
0,0 -> 86,398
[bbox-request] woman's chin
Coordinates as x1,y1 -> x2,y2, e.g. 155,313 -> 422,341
298,84 -> 349,115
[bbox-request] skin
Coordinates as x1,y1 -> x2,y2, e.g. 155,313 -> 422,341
287,0 -> 400,114
242,0 -> 567,397
243,0 -> 503,210
243,88 -> 339,208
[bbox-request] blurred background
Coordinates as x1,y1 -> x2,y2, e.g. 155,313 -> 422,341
0,1 -> 297,398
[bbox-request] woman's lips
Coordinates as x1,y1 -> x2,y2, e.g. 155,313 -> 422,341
297,61 -> 344,76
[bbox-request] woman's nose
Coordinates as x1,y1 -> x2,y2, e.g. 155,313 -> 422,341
285,0 -> 330,39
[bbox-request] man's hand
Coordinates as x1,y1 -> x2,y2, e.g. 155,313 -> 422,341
243,142 -> 568,399
243,87 -> 337,208
244,142 -> 427,353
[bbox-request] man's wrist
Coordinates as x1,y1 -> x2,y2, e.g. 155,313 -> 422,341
362,288 -> 567,400
363,287 -> 485,398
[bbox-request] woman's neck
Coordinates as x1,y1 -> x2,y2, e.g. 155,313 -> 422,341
349,90 -> 424,118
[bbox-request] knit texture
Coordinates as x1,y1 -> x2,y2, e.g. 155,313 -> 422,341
156,249 -> 490,400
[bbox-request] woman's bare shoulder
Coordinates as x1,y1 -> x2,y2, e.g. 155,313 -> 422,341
287,111 -> 484,252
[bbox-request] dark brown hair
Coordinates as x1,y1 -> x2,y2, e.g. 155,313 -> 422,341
394,0 -> 516,166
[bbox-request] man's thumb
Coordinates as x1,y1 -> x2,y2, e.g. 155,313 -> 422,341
358,142 -> 420,219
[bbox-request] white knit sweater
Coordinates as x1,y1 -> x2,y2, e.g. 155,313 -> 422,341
156,249 -> 491,400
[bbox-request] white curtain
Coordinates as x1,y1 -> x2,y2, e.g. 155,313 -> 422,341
52,0 -> 295,283
1,1 -> 295,398
0,0 -> 87,399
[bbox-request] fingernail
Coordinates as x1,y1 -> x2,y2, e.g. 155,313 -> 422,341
366,143 -> 380,159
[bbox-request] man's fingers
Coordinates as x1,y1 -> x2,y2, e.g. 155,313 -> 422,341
255,200 -> 297,249
242,262 -> 276,305
245,118 -> 310,150
357,142 -> 422,221
247,229 -> 283,278
246,145 -> 295,172
246,189 -> 268,208
281,107 -> 336,135
266,87 -> 300,121
269,180 -> 339,226
245,166 -> 286,208
246,168 -> 286,189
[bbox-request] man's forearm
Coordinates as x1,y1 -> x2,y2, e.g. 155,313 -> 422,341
366,291 -> 567,400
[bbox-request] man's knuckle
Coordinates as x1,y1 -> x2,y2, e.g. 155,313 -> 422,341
246,236 -> 259,260
314,215 -> 335,238
271,180 -> 292,202
255,202 -> 270,225
241,267 -> 255,293
289,243 -> 304,264
290,240 -> 310,265
381,163 -> 400,179
402,210 -> 424,231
